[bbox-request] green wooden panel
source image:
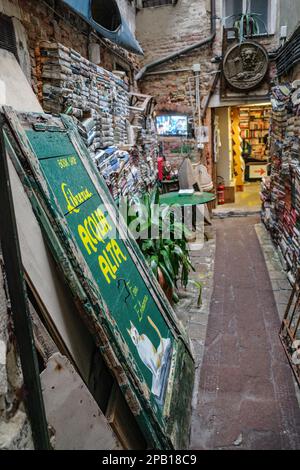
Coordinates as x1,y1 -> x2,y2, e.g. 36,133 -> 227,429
26,131 -> 175,421
3,107 -> 195,449
27,130 -> 76,159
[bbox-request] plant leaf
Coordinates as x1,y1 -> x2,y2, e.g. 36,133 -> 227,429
161,249 -> 175,278
159,263 -> 175,289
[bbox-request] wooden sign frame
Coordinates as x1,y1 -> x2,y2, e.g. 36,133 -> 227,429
280,272 -> 300,388
2,107 -> 195,449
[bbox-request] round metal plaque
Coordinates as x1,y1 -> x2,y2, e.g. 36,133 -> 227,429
223,41 -> 269,91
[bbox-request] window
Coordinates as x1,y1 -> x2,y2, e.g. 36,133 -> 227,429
224,0 -> 273,35
91,0 -> 121,31
0,13 -> 18,59
141,0 -> 175,8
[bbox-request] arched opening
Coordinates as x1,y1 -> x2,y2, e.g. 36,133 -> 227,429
91,0 -> 121,32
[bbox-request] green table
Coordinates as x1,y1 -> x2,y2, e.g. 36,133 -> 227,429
160,191 -> 216,206
160,192 -> 216,239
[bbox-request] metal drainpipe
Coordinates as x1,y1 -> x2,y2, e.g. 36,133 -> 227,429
135,0 -> 217,81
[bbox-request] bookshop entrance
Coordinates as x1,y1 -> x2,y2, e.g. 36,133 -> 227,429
215,103 -> 271,211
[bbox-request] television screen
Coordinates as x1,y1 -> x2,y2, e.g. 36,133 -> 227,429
156,115 -> 188,137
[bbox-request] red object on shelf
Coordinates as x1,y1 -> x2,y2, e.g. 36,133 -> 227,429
217,183 -> 225,205
158,156 -> 164,181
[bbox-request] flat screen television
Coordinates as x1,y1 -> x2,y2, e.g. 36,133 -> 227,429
156,115 -> 188,137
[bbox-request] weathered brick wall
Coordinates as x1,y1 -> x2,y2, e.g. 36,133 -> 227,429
136,0 -> 214,63
0,256 -> 33,450
136,0 -> 220,110
136,0 -> 280,106
0,0 -> 139,95
136,0 -> 281,173
136,0 -> 221,173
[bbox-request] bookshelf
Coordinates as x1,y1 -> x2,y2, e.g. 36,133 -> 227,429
239,106 -> 271,162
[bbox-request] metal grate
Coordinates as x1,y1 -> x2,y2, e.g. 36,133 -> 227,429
0,13 -> 18,59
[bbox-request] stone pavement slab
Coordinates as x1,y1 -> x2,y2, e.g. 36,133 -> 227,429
191,216 -> 300,450
174,234 -> 216,416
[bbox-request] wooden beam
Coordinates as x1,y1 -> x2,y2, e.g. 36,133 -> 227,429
0,115 -> 50,450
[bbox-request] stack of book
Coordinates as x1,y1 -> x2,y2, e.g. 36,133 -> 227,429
262,83 -> 300,282
36,41 -> 129,154
35,41 -> 158,201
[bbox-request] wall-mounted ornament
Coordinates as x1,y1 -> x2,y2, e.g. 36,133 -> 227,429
223,41 -> 269,91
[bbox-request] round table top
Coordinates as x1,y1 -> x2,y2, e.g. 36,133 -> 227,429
160,191 -> 216,206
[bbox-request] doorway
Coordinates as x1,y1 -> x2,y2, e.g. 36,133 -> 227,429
215,103 -> 271,212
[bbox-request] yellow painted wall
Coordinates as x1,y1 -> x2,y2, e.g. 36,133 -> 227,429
231,107 -> 244,190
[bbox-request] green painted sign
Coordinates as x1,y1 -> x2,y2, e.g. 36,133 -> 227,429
27,130 -> 174,418
3,108 -> 194,449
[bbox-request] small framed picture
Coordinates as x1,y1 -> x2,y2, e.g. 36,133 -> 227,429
200,126 -> 209,143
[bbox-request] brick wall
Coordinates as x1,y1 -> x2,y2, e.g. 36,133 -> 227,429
135,0 -> 220,173
0,0 -> 139,95
0,255 -> 33,450
136,0 -> 281,174
136,0 -> 220,109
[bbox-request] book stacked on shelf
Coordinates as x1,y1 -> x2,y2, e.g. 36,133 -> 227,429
261,83 -> 300,283
239,106 -> 270,162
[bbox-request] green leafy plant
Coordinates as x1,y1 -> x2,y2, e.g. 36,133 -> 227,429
125,188 -> 195,303
225,1 -> 268,43
234,13 -> 266,42
189,280 -> 203,309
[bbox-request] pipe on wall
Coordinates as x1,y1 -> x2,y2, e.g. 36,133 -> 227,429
135,0 -> 217,81
144,67 -> 192,76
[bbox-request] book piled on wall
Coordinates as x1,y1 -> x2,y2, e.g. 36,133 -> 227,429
37,41 -> 129,152
129,100 -> 159,195
261,83 -> 300,282
35,42 -> 158,201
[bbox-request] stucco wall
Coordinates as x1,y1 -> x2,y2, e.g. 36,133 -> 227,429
279,0 -> 300,38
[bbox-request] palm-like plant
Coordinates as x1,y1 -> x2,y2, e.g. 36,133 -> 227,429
125,188 -> 194,303
225,0 -> 268,43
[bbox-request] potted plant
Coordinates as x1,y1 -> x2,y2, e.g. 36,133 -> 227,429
125,188 -> 194,304
225,1 -> 268,42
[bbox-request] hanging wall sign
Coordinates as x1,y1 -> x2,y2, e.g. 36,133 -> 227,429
223,41 -> 269,91
2,108 -> 194,449
26,129 -> 174,409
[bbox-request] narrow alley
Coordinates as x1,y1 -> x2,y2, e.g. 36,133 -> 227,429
1,0 -> 300,455
191,216 -> 300,450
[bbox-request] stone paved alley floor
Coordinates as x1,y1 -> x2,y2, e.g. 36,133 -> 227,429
190,216 -> 300,450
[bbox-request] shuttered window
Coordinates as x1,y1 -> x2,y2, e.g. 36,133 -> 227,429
142,0 -> 175,7
0,13 -> 18,59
